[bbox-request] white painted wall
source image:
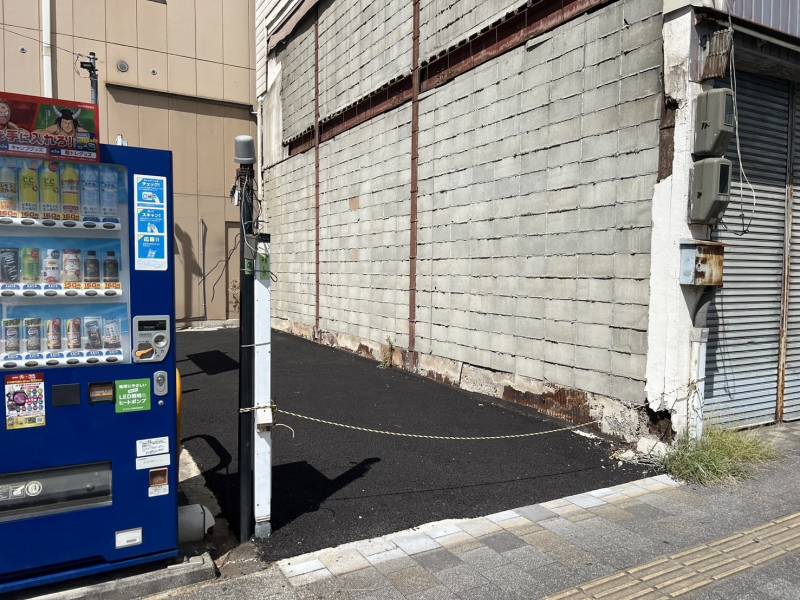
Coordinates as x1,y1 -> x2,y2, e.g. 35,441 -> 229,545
645,6 -> 708,436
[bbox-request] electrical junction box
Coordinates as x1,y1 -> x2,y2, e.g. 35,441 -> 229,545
679,240 -> 725,286
689,157 -> 732,225
694,88 -> 734,156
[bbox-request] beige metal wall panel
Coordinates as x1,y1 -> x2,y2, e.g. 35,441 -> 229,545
169,97 -> 199,195
137,49 -> 168,92
73,0 -> 105,42
3,0 -> 38,29
223,0 -> 250,68
137,92 -> 170,150
174,193 -> 204,319
0,29 -> 4,90
167,0 -> 196,58
223,64 -> 251,104
52,34 -> 75,99
53,0 -> 73,36
196,59 -> 224,100
4,26 -> 41,96
195,0 -> 224,63
137,0 -> 167,52
106,86 -> 141,146
196,107 -> 226,197
197,194 -> 228,320
169,54 -> 197,96
248,0 -> 255,70
106,43 -> 138,87
106,0 -> 137,46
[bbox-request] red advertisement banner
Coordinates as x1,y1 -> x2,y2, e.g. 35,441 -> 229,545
0,92 -> 99,163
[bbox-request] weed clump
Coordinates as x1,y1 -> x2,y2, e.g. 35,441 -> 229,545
660,428 -> 779,485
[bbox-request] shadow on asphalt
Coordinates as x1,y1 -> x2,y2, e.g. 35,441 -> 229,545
178,329 -> 652,562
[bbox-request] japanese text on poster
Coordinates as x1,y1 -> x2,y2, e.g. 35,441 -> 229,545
0,92 -> 99,162
5,373 -> 45,430
115,378 -> 151,414
134,174 -> 167,271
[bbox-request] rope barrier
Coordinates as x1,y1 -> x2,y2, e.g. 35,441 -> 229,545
239,403 -> 600,441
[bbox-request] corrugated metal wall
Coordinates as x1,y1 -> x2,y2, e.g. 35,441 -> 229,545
729,0 -> 800,40
705,72 -> 790,428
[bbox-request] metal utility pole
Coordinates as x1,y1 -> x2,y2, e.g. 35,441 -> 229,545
233,135 -> 256,542
79,52 -> 98,104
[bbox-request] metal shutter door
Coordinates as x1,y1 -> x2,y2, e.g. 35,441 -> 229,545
705,72 -> 790,428
784,91 -> 800,421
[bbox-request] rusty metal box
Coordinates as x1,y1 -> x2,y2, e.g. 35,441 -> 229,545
679,240 -> 725,286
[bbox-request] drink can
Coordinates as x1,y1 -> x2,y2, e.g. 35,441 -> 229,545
3,318 -> 20,353
18,161 -> 39,218
24,318 -> 41,352
60,163 -> 80,220
100,166 -> 119,222
103,319 -> 121,349
0,247 -> 19,283
21,247 -> 39,284
84,317 -> 103,349
46,319 -> 62,350
39,161 -> 61,220
80,164 -> 100,221
0,165 -> 19,217
43,249 -> 61,284
67,317 -> 82,349
62,248 -> 81,283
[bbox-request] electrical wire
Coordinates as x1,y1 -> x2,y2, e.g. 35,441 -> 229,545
723,0 -> 757,237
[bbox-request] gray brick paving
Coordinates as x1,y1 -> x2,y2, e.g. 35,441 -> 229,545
155,423 -> 800,600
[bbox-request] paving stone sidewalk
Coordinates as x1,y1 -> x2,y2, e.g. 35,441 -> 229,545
153,423 -> 800,600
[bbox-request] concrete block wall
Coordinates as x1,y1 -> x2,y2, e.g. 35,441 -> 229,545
319,105 -> 412,350
319,0 -> 412,118
420,0 -> 525,59
265,0 -> 665,437
264,151 -> 317,333
416,0 -> 662,407
279,19 -> 316,142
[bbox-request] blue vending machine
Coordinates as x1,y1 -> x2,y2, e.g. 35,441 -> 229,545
0,144 -> 178,593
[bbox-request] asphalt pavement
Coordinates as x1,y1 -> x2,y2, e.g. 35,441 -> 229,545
177,329 -> 651,562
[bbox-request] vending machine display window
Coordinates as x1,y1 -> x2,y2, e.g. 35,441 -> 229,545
0,155 -> 131,370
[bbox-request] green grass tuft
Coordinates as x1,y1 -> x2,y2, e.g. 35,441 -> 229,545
660,428 -> 780,485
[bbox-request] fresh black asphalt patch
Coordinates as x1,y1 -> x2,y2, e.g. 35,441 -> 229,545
178,329 -> 652,562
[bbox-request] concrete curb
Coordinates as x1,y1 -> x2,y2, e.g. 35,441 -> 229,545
27,553 -> 216,600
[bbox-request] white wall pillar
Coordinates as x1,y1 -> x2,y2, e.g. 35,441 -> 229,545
254,239 -> 272,537
645,6 -> 708,437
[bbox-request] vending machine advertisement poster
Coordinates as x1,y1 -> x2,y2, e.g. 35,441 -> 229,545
0,92 -> 99,162
115,378 -> 151,414
133,174 -> 167,272
5,373 -> 45,430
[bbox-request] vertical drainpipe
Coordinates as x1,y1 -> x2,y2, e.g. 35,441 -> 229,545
41,0 -> 53,97
408,0 -> 420,366
314,10 -> 321,338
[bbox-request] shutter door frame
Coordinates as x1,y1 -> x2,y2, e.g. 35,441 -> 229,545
782,83 -> 800,421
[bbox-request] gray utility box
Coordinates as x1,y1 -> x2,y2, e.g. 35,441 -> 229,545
679,240 -> 724,287
694,88 -> 734,156
689,157 -> 732,225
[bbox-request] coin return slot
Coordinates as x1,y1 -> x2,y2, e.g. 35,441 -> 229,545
89,382 -> 114,404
